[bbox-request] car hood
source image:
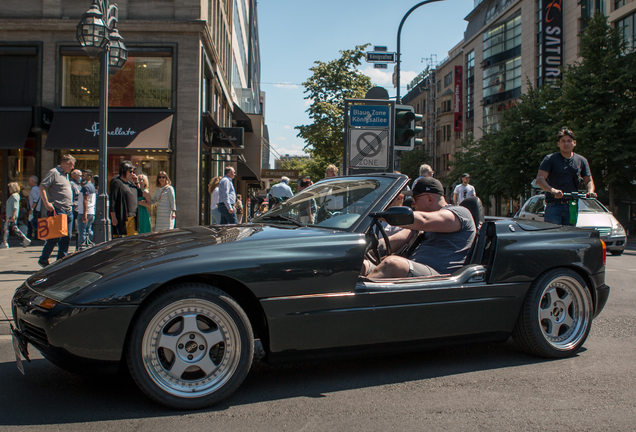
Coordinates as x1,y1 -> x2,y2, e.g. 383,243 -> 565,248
25,224 -> 367,303
576,212 -> 614,229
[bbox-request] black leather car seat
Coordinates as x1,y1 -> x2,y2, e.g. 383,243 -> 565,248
460,196 -> 485,264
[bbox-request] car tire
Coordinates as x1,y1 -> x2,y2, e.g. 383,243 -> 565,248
126,283 -> 254,409
610,250 -> 623,256
512,268 -> 593,359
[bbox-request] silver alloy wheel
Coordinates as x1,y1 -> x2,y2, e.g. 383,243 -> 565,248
537,275 -> 592,351
141,299 -> 242,398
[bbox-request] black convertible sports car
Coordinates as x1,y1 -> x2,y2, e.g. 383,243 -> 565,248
11,173 -> 610,409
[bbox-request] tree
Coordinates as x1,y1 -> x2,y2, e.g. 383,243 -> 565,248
399,148 -> 430,181
560,12 -> 636,210
296,44 -> 373,165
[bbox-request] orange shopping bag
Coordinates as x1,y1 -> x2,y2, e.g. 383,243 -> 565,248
37,211 -> 68,240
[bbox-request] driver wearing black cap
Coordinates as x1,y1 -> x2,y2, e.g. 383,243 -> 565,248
364,177 -> 476,278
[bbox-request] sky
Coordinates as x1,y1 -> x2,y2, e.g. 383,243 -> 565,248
257,0 -> 475,166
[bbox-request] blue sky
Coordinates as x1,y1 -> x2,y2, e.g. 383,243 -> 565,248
257,0 -> 475,165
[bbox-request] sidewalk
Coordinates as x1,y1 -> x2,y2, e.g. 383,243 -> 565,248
0,237 -> 69,336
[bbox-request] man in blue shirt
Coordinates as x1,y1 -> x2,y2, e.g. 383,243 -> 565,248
218,166 -> 237,224
267,176 -> 294,207
536,127 -> 596,225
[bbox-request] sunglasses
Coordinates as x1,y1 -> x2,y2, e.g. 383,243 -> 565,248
158,176 -> 167,179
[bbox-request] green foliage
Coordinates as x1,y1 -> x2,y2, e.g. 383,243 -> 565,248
296,44 -> 373,165
560,12 -> 636,203
276,157 -> 328,184
399,148 -> 430,181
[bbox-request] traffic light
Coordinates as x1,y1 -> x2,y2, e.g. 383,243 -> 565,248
394,104 -> 423,151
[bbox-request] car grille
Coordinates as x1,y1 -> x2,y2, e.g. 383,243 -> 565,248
581,226 -> 611,236
20,320 -> 49,346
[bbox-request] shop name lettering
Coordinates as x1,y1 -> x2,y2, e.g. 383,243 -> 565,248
351,108 -> 388,125
543,0 -> 563,87
85,122 -> 137,137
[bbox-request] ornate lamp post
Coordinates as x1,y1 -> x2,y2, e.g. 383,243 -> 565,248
76,0 -> 128,244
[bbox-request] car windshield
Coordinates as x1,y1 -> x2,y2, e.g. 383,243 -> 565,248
252,177 -> 395,230
578,198 -> 607,213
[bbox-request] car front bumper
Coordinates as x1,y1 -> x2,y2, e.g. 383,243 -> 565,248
601,234 -> 626,252
12,283 -> 138,374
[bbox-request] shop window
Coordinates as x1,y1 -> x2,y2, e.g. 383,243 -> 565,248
61,48 -> 173,108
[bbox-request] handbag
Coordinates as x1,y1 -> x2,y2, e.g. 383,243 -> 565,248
38,210 -> 68,240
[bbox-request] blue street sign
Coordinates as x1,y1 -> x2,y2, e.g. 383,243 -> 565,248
349,105 -> 390,128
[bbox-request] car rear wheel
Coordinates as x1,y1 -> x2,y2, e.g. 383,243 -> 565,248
512,268 -> 593,359
126,283 -> 253,409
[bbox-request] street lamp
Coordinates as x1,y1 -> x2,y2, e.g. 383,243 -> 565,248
76,0 -> 128,244
395,0 -> 446,103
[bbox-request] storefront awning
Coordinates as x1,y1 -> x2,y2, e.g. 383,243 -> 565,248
232,103 -> 253,133
0,108 -> 32,149
44,110 -> 174,150
237,156 -> 260,180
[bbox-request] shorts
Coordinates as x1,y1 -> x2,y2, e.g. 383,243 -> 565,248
407,260 -> 440,277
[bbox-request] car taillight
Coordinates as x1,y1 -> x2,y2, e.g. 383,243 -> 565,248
601,240 -> 606,266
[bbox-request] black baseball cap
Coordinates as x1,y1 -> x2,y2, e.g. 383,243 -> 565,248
410,177 -> 445,196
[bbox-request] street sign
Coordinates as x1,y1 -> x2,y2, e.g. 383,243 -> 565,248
374,46 -> 388,52
366,52 -> 396,63
349,129 -> 389,169
349,105 -> 390,128
374,63 -> 388,69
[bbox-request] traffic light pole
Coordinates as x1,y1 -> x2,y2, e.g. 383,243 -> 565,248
395,0 -> 446,103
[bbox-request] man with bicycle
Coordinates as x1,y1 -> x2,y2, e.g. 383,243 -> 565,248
536,127 -> 596,225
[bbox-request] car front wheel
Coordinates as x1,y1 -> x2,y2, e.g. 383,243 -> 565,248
512,268 -> 593,359
126,283 -> 253,409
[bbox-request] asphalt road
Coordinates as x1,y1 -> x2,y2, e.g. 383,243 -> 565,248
0,244 -> 634,431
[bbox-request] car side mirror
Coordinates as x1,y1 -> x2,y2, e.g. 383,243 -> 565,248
370,206 -> 414,226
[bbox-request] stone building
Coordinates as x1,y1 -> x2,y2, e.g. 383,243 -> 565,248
0,0 -> 267,228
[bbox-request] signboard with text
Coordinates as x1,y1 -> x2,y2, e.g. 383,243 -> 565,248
541,0 -> 563,87
349,105 -> 390,128
454,65 -> 463,132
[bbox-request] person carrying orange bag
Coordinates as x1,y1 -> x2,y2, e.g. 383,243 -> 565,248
37,154 -> 75,268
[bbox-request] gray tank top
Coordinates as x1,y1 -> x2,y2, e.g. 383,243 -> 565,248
409,205 -> 476,274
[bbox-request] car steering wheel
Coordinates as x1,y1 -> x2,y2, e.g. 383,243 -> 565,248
365,220 -> 392,266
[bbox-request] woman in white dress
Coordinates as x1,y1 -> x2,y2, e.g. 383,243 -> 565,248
152,171 -> 176,231
208,176 -> 221,224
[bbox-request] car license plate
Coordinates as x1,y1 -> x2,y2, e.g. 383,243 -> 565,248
12,333 -> 25,375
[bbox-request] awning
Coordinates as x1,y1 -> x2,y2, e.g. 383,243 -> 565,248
232,103 -> 253,133
44,110 -> 174,150
0,108 -> 32,149
237,156 -> 259,180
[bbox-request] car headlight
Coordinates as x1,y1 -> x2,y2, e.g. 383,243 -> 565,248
612,224 -> 626,236
37,272 -> 102,302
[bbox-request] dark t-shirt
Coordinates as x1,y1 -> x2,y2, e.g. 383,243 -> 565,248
539,152 -> 591,203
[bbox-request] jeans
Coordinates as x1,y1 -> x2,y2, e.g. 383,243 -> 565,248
210,207 -> 222,225
544,202 -> 572,225
26,210 -> 40,240
218,203 -> 238,225
39,208 -> 73,262
77,214 -> 95,246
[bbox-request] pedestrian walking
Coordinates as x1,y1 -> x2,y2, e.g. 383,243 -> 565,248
109,161 -> 138,237
453,173 -> 476,206
536,127 -> 596,225
26,175 -> 41,241
412,164 -> 434,188
218,166 -> 237,224
267,176 -> 294,207
235,194 -> 244,223
1,182 -> 31,248
152,171 -> 176,231
70,169 -> 82,235
208,176 -> 222,224
136,174 -> 153,234
38,154 -> 75,266
77,169 -> 96,249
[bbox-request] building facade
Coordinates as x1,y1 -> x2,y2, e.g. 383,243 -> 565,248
0,0 -> 267,230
